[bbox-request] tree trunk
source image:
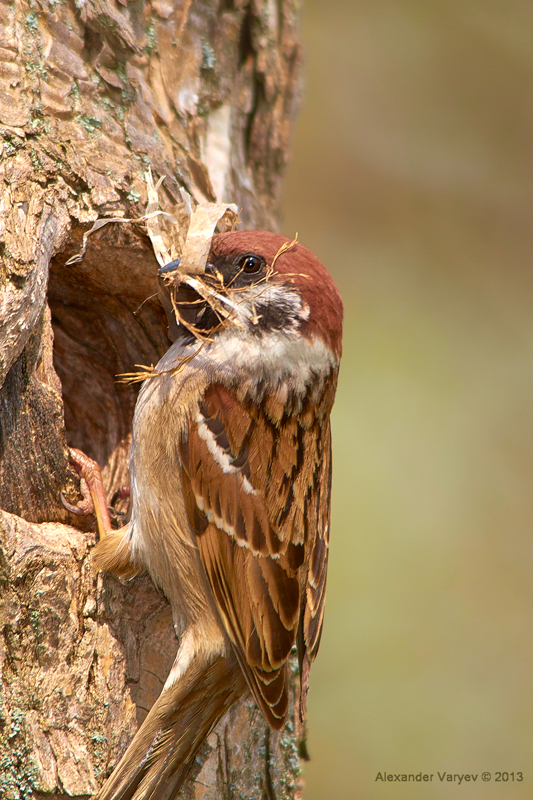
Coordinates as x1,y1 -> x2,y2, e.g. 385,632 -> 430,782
0,0 -> 303,796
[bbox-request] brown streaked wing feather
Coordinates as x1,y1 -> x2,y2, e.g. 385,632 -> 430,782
191,520 -> 290,727
178,383 -> 317,726
303,422 -> 332,660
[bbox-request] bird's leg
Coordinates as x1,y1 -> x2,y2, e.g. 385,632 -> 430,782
61,447 -> 113,538
62,448 -> 137,577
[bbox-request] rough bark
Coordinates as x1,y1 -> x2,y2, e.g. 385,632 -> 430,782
0,0 -> 303,796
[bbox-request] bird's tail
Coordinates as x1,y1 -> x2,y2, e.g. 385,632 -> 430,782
97,649 -> 247,800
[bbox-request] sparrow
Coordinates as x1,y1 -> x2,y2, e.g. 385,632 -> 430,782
73,230 -> 343,799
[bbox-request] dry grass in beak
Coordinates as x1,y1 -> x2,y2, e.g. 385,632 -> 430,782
120,236 -> 304,385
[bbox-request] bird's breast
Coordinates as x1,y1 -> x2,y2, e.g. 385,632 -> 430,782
127,361 -> 217,630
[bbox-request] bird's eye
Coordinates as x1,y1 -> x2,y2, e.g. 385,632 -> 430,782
239,254 -> 263,274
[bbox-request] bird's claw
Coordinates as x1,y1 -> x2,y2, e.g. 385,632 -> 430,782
60,483 -> 94,515
62,448 -> 100,515
61,447 -> 116,539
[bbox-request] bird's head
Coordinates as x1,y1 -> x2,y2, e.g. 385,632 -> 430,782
158,230 -> 343,362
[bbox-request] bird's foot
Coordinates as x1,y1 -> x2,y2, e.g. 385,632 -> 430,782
61,447 -> 112,539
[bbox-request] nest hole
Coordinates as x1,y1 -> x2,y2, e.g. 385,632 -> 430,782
49,227 -> 170,500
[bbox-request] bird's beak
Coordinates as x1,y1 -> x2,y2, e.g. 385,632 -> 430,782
157,258 -> 215,342
158,259 -> 181,277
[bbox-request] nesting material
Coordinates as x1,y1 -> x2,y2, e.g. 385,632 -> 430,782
65,170 -> 299,385
65,169 -> 239,269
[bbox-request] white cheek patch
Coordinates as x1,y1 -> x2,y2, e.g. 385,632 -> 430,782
155,281 -> 338,393
211,331 -> 337,391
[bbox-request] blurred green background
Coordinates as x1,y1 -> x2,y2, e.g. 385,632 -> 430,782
281,1 -> 533,798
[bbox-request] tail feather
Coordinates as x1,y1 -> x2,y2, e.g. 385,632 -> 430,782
98,652 -> 247,800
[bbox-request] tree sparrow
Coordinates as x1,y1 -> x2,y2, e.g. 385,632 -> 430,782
71,230 -> 343,799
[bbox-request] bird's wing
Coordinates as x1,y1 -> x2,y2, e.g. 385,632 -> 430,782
178,380 -> 333,727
